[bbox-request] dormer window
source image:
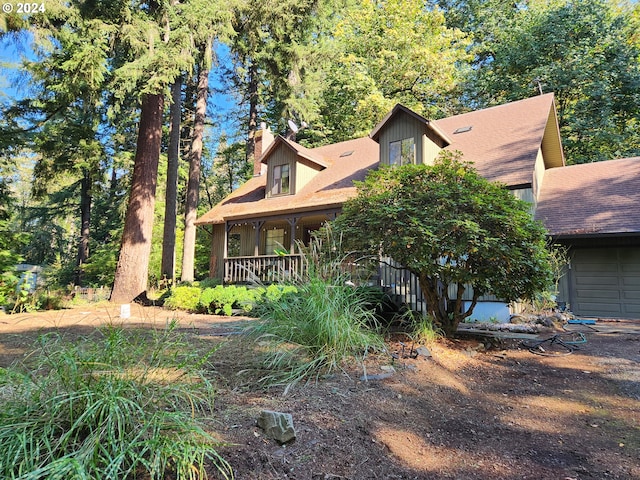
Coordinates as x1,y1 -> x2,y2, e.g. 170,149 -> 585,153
389,137 -> 415,165
271,164 -> 290,195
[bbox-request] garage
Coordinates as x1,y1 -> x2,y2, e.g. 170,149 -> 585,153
569,247 -> 640,318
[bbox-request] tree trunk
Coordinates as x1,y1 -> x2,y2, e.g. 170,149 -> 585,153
74,168 -> 91,286
246,60 -> 259,164
181,55 -> 210,282
111,93 -> 164,303
161,78 -> 182,284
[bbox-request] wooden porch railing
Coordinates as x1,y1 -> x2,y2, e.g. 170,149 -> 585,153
378,257 -> 428,315
223,255 -> 428,311
224,255 -> 305,284
224,255 -> 502,315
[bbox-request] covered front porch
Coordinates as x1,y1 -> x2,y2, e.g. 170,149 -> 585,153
211,209 -> 340,283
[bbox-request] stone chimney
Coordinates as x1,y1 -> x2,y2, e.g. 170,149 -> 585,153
253,122 -> 274,176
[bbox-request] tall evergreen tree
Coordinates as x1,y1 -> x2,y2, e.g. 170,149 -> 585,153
228,0 -> 332,155
181,41 -> 212,282
160,77 -> 183,284
112,0 -> 233,301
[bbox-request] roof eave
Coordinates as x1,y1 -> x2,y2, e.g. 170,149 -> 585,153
549,231 -> 640,240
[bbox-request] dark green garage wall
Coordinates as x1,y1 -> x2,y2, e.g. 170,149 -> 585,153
561,246 -> 640,318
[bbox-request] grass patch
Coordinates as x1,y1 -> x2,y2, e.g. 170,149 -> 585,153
0,321 -> 232,480
249,277 -> 385,393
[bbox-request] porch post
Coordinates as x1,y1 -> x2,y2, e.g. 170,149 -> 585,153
224,222 -> 233,282
287,216 -> 299,253
253,220 -> 265,256
224,221 -> 233,259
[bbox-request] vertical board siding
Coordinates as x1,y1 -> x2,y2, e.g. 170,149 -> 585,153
533,148 -> 545,200
212,224 -> 225,279
296,160 -> 321,192
422,132 -> 441,166
511,187 -> 535,215
379,112 -> 424,166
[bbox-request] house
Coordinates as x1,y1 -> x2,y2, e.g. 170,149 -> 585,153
196,93 -> 640,319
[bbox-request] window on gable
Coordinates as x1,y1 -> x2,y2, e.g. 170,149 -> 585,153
271,164 -> 290,195
389,137 -> 415,165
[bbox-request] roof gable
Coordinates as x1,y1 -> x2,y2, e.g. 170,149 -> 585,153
260,136 -> 330,169
433,93 -> 562,186
195,137 -> 379,225
370,104 -> 451,146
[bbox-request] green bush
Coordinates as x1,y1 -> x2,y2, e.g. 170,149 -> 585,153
0,322 -> 231,479
0,270 -> 19,309
164,285 -> 202,311
164,283 -> 299,316
259,284 -> 298,303
197,277 -> 222,289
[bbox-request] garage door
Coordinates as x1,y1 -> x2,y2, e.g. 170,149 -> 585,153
570,248 -> 640,318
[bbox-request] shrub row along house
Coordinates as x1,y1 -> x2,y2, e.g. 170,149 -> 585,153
196,93 -> 640,319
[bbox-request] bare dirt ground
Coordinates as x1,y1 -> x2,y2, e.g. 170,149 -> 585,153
1,304 -> 639,480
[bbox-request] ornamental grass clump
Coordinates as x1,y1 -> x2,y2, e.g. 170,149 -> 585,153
398,310 -> 444,345
0,321 -> 232,480
249,229 -> 385,393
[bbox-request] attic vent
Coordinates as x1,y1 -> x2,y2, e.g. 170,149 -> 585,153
453,126 -> 472,134
339,150 -> 354,157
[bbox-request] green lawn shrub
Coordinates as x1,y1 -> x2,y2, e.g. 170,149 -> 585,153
164,285 -> 202,311
0,321 -> 231,480
199,285 -> 259,315
258,284 -> 298,303
164,283 -> 298,315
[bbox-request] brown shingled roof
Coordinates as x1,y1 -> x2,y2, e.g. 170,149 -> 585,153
197,94 -> 561,226
535,157 -> 640,237
195,136 -> 379,225
433,93 -> 557,186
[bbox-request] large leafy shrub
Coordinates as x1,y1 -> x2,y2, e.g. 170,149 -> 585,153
335,152 -> 553,336
164,284 -> 298,315
199,285 -> 259,315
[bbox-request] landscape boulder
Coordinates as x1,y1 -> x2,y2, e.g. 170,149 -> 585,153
257,410 -> 296,444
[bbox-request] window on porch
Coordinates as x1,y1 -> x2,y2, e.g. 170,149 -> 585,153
228,233 -> 241,257
265,228 -> 285,255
